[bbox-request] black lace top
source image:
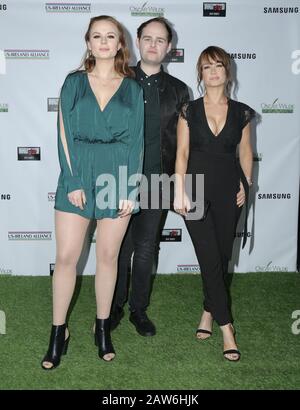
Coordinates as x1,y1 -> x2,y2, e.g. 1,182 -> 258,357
180,97 -> 255,154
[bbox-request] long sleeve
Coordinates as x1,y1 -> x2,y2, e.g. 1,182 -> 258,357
126,86 -> 144,200
57,74 -> 83,193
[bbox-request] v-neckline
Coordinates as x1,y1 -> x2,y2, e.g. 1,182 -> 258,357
201,97 -> 230,138
86,72 -> 126,113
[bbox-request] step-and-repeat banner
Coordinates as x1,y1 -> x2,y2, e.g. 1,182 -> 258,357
0,0 -> 299,275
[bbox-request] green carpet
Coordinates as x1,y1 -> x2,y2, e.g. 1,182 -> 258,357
0,273 -> 299,390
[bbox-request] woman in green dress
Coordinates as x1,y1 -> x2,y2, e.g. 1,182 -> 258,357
41,15 -> 144,369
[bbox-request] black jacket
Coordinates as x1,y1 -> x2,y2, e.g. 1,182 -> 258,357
133,65 -> 189,176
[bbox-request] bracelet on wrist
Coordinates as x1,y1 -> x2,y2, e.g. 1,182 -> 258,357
246,177 -> 253,186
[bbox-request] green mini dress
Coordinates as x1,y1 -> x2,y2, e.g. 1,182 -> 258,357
54,71 -> 144,219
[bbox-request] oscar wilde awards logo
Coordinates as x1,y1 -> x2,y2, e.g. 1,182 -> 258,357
8,231 -> 52,240
203,2 -> 226,17
47,98 -> 59,112
5,49 -> 50,59
130,2 -> 164,17
163,49 -> 184,63
0,103 -> 8,112
255,261 -> 288,272
17,147 -> 41,161
45,2 -> 91,12
261,98 -> 294,113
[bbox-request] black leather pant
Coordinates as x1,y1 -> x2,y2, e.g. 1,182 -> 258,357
113,207 -> 164,313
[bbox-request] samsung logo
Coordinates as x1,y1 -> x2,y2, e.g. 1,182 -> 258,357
264,7 -> 299,14
258,193 -> 291,200
230,53 -> 256,60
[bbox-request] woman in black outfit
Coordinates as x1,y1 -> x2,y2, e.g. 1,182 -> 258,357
174,46 -> 254,361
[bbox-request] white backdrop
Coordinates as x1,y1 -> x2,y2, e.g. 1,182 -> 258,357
0,0 -> 299,276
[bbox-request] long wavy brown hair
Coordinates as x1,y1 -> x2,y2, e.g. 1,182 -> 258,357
81,15 -> 134,77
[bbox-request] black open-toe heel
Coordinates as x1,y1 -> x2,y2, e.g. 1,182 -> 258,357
196,328 -> 212,339
196,311 -> 213,340
223,324 -> 240,362
94,317 -> 115,362
223,349 -> 241,362
41,324 -> 70,370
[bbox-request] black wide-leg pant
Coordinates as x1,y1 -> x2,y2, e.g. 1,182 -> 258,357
185,209 -> 234,326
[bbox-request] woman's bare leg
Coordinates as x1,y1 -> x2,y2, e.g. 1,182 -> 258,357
52,210 -> 90,325
42,210 -> 90,369
94,215 -> 131,360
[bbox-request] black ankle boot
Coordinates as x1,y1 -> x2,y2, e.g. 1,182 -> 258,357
41,324 -> 70,370
94,317 -> 115,362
